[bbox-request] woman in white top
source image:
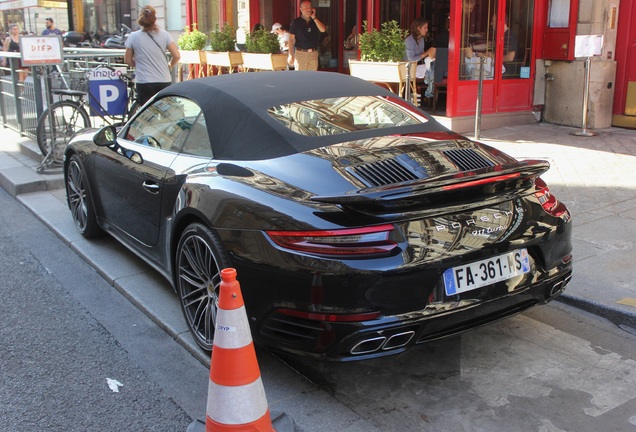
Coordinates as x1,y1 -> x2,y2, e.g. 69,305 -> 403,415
125,5 -> 180,105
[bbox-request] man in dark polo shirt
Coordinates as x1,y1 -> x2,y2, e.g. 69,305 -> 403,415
288,1 -> 326,71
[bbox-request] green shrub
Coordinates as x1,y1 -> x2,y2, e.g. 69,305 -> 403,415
177,24 -> 208,51
358,20 -> 407,62
245,28 -> 281,54
209,23 -> 237,52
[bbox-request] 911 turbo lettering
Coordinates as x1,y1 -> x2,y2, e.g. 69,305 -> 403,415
471,225 -> 506,236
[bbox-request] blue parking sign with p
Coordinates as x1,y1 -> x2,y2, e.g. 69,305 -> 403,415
89,68 -> 128,116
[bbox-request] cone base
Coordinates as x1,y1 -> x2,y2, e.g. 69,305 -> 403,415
206,410 -> 275,432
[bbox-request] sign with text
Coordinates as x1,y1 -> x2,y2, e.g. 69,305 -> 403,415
574,35 -> 603,58
89,68 -> 128,116
19,35 -> 63,66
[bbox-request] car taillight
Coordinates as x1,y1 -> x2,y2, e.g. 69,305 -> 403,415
266,224 -> 397,257
534,177 -> 569,219
277,308 -> 382,322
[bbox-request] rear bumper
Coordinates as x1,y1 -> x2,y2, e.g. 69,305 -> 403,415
258,266 -> 572,361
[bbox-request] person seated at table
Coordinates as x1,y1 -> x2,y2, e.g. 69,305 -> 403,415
404,18 -> 436,80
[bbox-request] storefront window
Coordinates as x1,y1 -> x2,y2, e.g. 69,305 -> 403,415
77,0 -> 128,35
380,0 -> 418,31
459,0 -> 533,81
316,1 -> 338,70
343,0 -> 360,69
548,0 -> 569,27
460,0 -> 495,80
504,1 -> 534,80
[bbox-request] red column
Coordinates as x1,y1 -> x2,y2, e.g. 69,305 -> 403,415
186,0 -> 192,27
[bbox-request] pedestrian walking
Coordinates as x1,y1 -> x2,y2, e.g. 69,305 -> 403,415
124,5 -> 180,106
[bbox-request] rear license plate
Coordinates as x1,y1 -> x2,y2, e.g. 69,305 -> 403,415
443,249 -> 530,296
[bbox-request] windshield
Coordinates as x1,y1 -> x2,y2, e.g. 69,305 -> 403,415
268,96 -> 428,137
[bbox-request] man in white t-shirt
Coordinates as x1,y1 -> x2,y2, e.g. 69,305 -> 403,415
271,23 -> 290,53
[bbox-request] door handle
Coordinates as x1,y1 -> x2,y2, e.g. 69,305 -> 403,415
142,181 -> 160,194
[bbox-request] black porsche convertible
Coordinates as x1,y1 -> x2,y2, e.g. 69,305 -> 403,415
63,71 -> 572,361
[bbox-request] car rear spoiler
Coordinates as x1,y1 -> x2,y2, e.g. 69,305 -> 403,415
311,159 -> 550,216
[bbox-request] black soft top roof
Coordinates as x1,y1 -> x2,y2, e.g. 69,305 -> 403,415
157,71 -> 445,160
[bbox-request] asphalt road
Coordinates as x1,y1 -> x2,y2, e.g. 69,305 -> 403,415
0,186 -> 208,431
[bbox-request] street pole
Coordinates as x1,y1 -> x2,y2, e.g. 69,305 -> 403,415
404,62 -> 412,104
571,56 -> 597,137
474,56 -> 485,140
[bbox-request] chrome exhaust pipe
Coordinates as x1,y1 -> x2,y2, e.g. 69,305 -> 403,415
382,331 -> 415,350
549,281 -> 564,297
350,336 -> 386,355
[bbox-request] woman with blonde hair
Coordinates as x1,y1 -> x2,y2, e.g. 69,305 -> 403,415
2,24 -> 28,82
125,5 -> 180,105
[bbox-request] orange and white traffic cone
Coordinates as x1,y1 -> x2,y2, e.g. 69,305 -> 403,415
205,268 -> 275,432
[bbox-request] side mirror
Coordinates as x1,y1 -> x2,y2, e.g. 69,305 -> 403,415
92,125 -> 143,164
93,125 -> 117,146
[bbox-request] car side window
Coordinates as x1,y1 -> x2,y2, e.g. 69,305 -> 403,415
179,113 -> 212,158
123,96 -> 203,153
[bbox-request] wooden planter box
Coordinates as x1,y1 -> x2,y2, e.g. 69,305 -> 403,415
348,60 -> 418,104
178,50 -> 207,81
241,53 -> 288,71
179,50 -> 206,64
205,51 -> 243,74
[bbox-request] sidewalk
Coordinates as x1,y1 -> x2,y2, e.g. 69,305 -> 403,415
474,122 -> 636,331
1,121 -> 635,331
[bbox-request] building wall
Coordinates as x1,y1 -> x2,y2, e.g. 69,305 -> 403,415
543,0 -> 619,128
544,60 -> 616,128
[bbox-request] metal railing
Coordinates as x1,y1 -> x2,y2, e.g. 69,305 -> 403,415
0,48 -> 130,140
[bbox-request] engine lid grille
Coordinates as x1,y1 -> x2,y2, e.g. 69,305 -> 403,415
346,154 -> 428,187
443,149 -> 494,171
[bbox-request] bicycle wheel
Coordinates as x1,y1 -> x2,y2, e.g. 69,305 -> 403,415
37,100 -> 91,163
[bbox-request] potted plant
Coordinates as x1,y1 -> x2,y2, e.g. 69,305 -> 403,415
358,20 -> 406,62
177,23 -> 208,80
206,23 -> 243,74
349,21 -> 417,103
241,28 -> 287,71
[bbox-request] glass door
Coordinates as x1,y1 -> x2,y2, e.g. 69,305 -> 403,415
313,0 -> 338,70
343,0 -> 364,71
450,0 -> 536,115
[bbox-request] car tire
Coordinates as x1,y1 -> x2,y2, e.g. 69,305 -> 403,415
66,154 -> 102,238
175,223 -> 232,351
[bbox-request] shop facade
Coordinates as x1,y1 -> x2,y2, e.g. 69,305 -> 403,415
0,0 -> 69,35
3,0 -> 633,132
181,0 -> 631,132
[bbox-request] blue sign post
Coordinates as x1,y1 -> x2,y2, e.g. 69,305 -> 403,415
89,68 -> 128,116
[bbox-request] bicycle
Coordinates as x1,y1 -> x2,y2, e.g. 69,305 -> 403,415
36,66 -> 140,170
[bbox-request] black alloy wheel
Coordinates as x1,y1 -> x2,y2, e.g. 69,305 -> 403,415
66,155 -> 101,238
176,223 -> 231,351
